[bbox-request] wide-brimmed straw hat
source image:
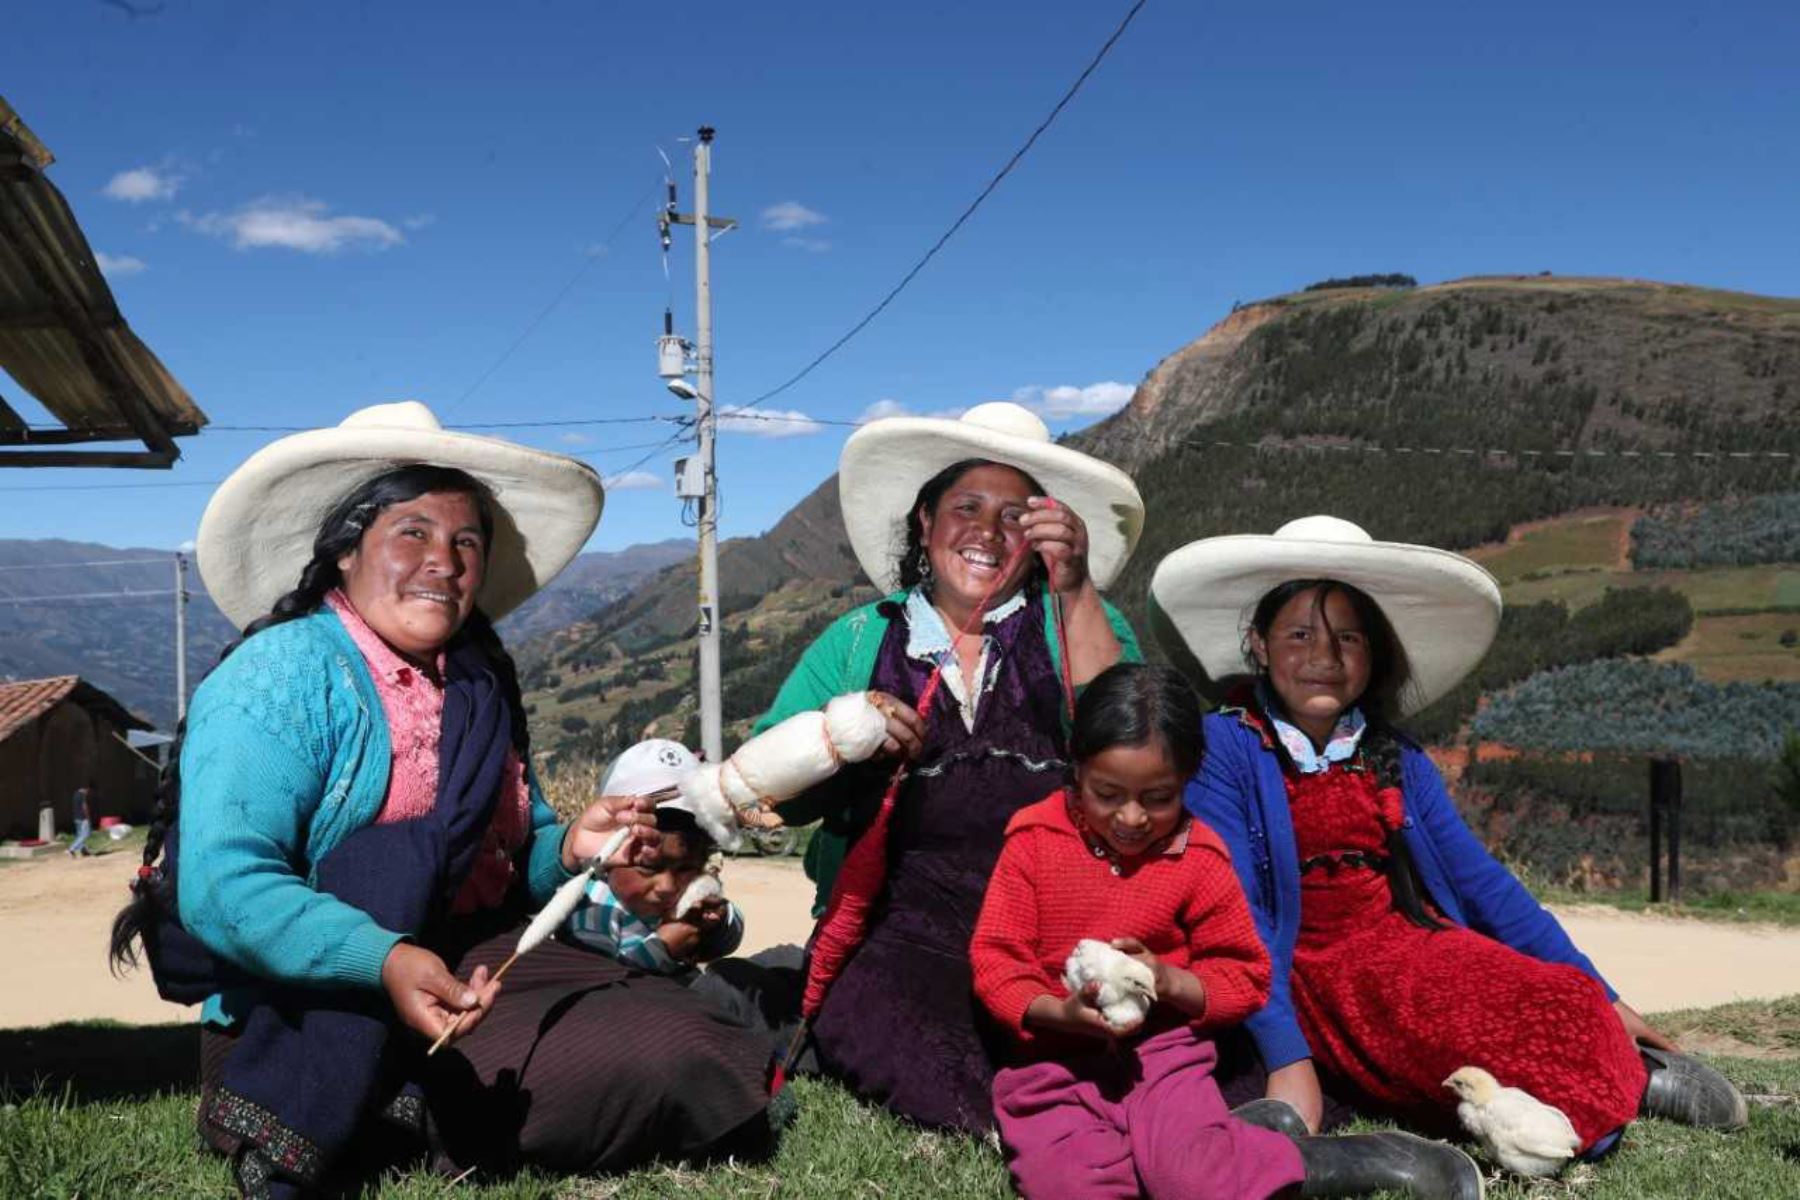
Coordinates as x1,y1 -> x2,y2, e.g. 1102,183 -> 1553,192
837,401 -> 1144,593
197,401 -> 604,629
1148,515 -> 1502,716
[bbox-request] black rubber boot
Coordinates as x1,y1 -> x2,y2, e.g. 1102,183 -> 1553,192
1640,1047 -> 1749,1130
1231,1097 -> 1311,1139
1297,1131 -> 1485,1199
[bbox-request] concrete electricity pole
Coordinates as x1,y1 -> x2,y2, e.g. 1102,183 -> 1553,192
666,126 -> 736,762
174,550 -> 189,725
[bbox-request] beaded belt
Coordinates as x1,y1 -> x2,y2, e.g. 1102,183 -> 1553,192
1299,850 -> 1389,876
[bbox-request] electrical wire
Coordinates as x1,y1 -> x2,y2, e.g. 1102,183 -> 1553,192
442,176 -> 664,415
0,557 -> 171,572
735,0 -> 1150,414
0,588 -> 178,605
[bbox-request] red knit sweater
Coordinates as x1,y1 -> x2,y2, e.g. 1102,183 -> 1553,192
970,790 -> 1271,1048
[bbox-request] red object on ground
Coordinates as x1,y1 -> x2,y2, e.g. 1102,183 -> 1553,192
16,838 -> 48,848
98,816 -> 122,829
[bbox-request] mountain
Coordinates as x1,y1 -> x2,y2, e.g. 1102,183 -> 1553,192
0,537 -> 697,729
525,275 -> 1800,761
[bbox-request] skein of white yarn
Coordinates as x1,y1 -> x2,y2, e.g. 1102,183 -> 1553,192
677,691 -> 890,850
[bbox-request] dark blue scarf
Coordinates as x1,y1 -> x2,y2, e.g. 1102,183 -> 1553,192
192,636 -> 516,1197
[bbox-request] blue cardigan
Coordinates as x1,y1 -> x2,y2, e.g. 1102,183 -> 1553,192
177,610 -> 572,1021
1185,708 -> 1615,1072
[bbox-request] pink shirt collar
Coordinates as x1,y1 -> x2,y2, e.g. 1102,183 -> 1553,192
324,589 -> 447,684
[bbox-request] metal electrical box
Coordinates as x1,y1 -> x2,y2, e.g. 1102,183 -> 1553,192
674,455 -> 706,499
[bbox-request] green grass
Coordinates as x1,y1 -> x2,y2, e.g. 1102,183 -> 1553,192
4,1002 -> 1797,1199
1469,511 -> 1631,585
1658,611 -> 1800,683
1534,887 -> 1800,928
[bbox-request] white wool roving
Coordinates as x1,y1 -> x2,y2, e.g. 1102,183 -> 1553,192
676,691 -> 889,849
674,872 -> 723,920
1063,939 -> 1157,1031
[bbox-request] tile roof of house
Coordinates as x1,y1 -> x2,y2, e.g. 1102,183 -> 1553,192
0,675 -> 78,745
0,675 -> 152,747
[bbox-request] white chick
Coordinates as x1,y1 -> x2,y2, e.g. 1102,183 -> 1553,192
673,872 -> 723,920
1062,939 -> 1156,1031
1444,1065 -> 1580,1178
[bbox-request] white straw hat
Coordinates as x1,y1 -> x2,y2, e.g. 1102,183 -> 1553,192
837,401 -> 1144,593
196,401 -> 604,629
1148,515 -> 1502,716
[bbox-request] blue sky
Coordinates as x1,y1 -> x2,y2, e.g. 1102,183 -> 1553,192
4,0 -> 1797,555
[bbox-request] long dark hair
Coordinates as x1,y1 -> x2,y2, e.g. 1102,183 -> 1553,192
893,457 -> 1050,593
1070,663 -> 1205,782
109,464 -> 529,972
1246,578 -> 1445,931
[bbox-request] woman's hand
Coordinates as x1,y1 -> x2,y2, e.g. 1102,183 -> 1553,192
381,943 -> 500,1045
563,794 -> 660,872
866,690 -> 926,761
1020,496 -> 1093,597
1024,987 -> 1133,1041
1266,1059 -> 1325,1134
1615,999 -> 1679,1051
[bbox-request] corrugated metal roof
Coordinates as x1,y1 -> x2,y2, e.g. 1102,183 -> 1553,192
0,97 -> 206,466
0,674 -> 153,746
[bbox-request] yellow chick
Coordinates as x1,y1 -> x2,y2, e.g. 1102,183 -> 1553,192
1444,1065 -> 1581,1178
1063,939 -> 1156,1031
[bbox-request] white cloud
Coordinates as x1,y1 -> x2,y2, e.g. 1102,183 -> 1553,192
717,405 -> 823,438
857,398 -> 967,423
761,201 -> 827,232
95,252 -> 147,278
558,431 -> 594,446
179,196 -> 404,254
103,164 -> 182,203
603,469 -> 663,491
781,235 -> 832,253
1011,381 -> 1135,420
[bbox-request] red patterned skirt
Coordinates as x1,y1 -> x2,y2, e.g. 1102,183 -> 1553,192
1286,765 -> 1645,1148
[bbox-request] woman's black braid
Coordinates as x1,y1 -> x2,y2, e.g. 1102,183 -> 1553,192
109,464 -> 514,973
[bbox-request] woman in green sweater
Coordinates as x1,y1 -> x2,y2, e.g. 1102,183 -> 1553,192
752,402 -> 1144,1132
111,403 -> 772,1198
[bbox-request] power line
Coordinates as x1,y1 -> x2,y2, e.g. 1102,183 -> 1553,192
736,0 -> 1150,414
0,557 -> 170,572
206,415 -> 681,433
0,588 -> 178,605
444,176 -> 665,415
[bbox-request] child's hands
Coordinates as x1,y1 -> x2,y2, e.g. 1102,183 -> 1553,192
660,896 -> 728,963
1108,937 -> 1171,995
1110,936 -> 1208,1019
1024,985 -> 1137,1041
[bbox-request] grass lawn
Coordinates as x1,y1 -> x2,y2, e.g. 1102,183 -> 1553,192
4,1001 -> 1797,1199
1469,511 -> 1632,584
1657,610 -> 1800,684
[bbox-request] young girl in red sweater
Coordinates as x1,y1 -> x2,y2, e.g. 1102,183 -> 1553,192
970,664 -> 1482,1200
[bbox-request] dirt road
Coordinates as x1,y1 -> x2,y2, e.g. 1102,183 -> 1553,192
2,850 -> 1793,1029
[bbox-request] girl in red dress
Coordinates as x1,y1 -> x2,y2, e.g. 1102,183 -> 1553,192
1152,516 -> 1747,1176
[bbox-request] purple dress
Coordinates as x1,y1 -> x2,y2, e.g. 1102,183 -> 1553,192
810,592 -> 1070,1132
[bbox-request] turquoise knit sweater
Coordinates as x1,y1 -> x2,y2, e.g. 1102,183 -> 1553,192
177,609 -> 572,1021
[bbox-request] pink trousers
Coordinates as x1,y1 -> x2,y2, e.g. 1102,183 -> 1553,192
994,1025 -> 1306,1200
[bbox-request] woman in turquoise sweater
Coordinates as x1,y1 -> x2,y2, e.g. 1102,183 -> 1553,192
111,403 -> 772,1198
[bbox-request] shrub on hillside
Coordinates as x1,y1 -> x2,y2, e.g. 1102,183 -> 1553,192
1472,659 -> 1800,759
1406,588 -> 1693,743
1630,492 -> 1800,569
1303,273 -> 1417,292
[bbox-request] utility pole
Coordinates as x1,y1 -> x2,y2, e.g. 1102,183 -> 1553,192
664,126 -> 737,763
174,551 -> 189,726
